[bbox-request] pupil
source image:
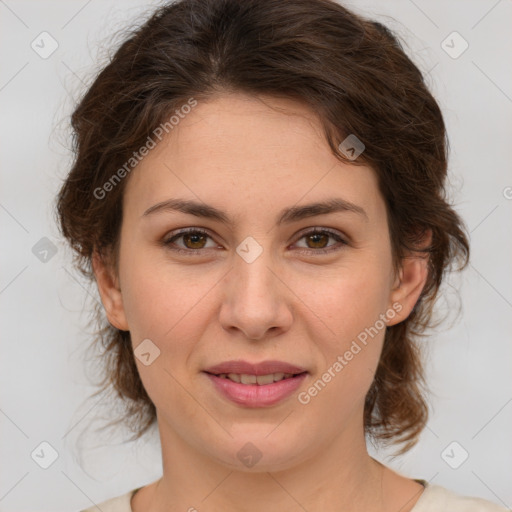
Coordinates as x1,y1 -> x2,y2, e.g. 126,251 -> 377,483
186,233 -> 205,248
309,233 -> 328,248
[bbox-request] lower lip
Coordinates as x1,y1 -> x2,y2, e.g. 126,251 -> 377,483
205,373 -> 307,407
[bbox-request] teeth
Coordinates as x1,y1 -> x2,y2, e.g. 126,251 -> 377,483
256,374 -> 274,385
240,374 -> 257,384
217,372 -> 295,385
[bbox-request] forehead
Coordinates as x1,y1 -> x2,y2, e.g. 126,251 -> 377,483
122,92 -> 383,222
159,93 -> 332,164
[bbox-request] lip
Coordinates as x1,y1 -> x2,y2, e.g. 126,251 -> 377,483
204,360 -> 308,376
205,372 -> 307,407
203,360 -> 308,408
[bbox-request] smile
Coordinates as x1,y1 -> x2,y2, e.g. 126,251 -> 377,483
215,372 -> 297,385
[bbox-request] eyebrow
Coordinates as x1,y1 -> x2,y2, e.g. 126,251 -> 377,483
141,197 -> 368,225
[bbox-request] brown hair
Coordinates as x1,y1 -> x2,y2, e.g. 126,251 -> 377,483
55,0 -> 470,455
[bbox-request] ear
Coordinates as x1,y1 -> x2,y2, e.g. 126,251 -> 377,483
387,231 -> 431,326
92,248 -> 129,331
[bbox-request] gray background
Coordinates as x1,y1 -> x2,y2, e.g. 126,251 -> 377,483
1,0 -> 511,510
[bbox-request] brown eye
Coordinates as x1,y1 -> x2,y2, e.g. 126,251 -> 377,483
182,232 -> 208,249
305,232 -> 330,249
163,227 -> 347,257
163,228 -> 217,255
293,229 -> 347,255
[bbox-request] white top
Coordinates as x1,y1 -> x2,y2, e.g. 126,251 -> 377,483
80,480 -> 510,512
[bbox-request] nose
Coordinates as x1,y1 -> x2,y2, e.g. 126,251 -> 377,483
218,241 -> 293,341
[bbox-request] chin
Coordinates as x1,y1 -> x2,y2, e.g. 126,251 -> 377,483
206,432 -> 310,473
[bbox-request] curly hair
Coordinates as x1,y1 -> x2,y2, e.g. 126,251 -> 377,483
55,0 -> 470,455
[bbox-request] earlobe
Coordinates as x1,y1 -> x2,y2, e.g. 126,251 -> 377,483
92,249 -> 129,331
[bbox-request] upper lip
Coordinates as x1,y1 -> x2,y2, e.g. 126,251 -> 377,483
204,360 -> 308,376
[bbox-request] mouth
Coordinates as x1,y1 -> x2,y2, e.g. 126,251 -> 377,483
203,360 -> 308,407
207,372 -> 306,385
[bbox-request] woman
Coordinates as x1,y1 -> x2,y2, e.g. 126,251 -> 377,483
55,0 -> 508,510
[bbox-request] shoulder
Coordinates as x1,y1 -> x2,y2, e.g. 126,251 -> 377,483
80,487 -> 140,512
412,482 -> 510,512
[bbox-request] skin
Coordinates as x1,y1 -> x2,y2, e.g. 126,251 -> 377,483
93,92 -> 429,512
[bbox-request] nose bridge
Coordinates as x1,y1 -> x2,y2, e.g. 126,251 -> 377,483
234,234 -> 279,305
236,236 -> 275,293
219,235 -> 291,339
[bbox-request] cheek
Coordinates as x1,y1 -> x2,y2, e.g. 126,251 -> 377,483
293,255 -> 392,408
297,267 -> 389,420
299,258 -> 393,341
119,252 -> 218,349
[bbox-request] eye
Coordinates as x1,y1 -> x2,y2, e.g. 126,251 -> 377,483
163,228 -> 218,255
292,227 -> 347,255
162,227 -> 347,256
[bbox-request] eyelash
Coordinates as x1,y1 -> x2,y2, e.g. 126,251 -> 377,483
162,227 -> 348,256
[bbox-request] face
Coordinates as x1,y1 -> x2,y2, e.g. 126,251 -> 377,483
94,92 -> 427,472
